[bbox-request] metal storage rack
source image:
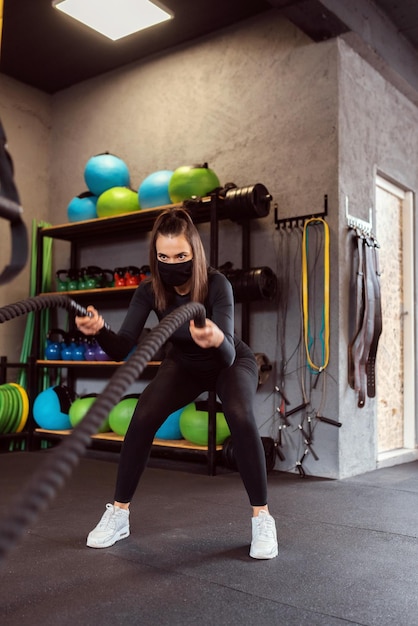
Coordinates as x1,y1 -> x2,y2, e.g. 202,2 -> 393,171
29,186 -> 272,474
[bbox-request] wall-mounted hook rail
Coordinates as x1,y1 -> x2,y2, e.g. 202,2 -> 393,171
275,195 -> 328,230
345,196 -> 373,235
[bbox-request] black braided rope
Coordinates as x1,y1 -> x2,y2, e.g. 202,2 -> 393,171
0,294 -> 84,322
0,295 -> 206,562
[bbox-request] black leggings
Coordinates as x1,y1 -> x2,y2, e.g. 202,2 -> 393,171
114,349 -> 268,507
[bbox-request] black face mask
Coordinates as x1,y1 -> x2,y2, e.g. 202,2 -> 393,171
157,259 -> 193,287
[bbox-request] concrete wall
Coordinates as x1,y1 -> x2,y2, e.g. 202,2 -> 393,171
337,39 -> 418,477
49,10 -> 341,476
0,74 -> 51,361
0,8 -> 416,477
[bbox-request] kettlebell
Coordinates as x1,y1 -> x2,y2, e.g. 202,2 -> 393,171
101,269 -> 115,288
45,328 -> 68,360
139,264 -> 151,281
61,332 -> 85,361
77,267 -> 88,290
93,343 -> 111,361
67,268 -> 80,291
84,337 -> 98,361
125,266 -> 141,286
85,265 -> 102,289
60,338 -> 74,361
73,338 -> 85,360
56,269 -> 69,292
114,267 -> 126,287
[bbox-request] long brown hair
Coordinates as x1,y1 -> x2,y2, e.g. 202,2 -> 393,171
149,207 -> 208,311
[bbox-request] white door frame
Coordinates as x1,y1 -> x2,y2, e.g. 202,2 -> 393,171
375,175 -> 416,463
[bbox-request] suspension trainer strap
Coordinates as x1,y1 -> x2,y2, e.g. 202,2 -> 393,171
348,230 -> 363,388
302,217 -> 330,373
366,238 -> 382,398
350,236 -> 376,407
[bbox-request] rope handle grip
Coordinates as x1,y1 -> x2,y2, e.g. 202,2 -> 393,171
70,301 -> 206,330
69,301 -> 111,331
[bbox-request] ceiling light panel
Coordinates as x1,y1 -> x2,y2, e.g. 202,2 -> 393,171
53,0 -> 173,41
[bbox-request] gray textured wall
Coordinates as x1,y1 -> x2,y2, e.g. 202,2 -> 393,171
0,74 -> 51,361
337,39 -> 418,478
49,11 -> 341,476
0,9 -> 417,477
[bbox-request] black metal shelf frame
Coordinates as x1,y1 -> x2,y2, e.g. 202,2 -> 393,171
28,193 -> 265,474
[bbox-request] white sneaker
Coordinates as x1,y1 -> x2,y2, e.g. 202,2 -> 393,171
250,510 -> 278,559
86,504 -> 130,548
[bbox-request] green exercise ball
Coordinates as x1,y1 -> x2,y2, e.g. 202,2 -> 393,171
96,186 -> 140,218
179,401 -> 230,446
168,163 -> 220,203
109,395 -> 139,436
68,394 -> 110,433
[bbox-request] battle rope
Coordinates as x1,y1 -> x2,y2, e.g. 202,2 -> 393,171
301,217 -> 330,373
0,294 -> 206,562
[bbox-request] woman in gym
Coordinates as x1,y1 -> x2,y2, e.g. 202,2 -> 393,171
75,207 -> 278,559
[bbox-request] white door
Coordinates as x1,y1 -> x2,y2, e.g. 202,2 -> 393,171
375,176 -> 415,458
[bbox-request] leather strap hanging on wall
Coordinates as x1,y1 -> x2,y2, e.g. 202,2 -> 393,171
348,230 -> 364,389
347,228 -> 382,407
366,239 -> 382,398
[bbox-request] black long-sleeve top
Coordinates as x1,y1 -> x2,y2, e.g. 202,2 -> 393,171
96,269 -> 240,373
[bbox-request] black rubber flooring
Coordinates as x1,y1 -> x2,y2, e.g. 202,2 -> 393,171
0,449 -> 417,626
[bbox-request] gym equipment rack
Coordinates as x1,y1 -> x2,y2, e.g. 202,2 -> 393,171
21,185 -> 273,475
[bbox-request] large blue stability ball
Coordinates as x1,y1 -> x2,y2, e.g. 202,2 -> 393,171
179,401 -> 230,446
67,191 -> 98,222
84,153 -> 130,197
68,395 -> 110,433
33,385 -> 75,430
155,407 -> 184,440
168,163 -> 220,203
109,395 -> 139,436
138,170 -> 173,209
96,186 -> 140,217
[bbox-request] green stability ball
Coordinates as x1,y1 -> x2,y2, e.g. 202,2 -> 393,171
68,395 -> 110,433
109,395 -> 139,436
96,186 -> 140,218
168,163 -> 220,203
179,401 -> 230,446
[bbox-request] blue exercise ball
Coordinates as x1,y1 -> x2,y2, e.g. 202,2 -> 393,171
155,407 -> 184,440
138,170 -> 173,209
84,153 -> 130,196
67,191 -> 98,222
33,385 -> 75,430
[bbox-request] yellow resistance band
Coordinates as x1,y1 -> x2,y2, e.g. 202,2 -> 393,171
302,217 -> 330,372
